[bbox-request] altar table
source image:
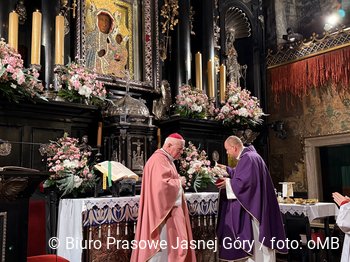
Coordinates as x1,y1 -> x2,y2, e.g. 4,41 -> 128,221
57,195 -> 339,262
279,202 -> 339,222
279,202 -> 339,262
57,192 -> 219,262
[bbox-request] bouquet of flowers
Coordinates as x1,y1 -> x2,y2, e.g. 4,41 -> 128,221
0,39 -> 44,102
175,85 -> 214,119
178,141 -> 216,192
215,82 -> 266,127
43,133 -> 96,197
57,61 -> 107,106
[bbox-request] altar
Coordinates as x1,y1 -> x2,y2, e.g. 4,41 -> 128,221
279,202 -> 339,262
57,192 -> 219,262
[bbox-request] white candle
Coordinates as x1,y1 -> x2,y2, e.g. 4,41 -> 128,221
31,10 -> 42,65
207,59 -> 214,98
8,11 -> 19,51
219,64 -> 226,103
55,14 -> 65,65
195,52 -> 202,91
97,122 -> 103,147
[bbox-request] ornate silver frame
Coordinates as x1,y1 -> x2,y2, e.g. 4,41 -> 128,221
76,0 -> 160,92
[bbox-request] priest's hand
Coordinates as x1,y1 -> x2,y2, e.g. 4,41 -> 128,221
216,163 -> 226,170
215,177 -> 227,189
332,192 -> 349,206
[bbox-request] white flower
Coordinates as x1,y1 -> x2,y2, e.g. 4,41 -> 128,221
185,97 -> 192,103
228,95 -> 238,104
221,105 -> 231,114
191,104 -> 202,112
238,107 -> 249,117
71,74 -> 79,82
187,167 -> 195,175
73,175 -> 83,188
78,85 -> 92,98
63,159 -> 79,169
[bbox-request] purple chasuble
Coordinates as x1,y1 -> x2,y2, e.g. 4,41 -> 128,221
216,145 -> 287,261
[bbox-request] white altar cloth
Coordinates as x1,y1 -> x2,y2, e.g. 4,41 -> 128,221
279,202 -> 339,222
57,192 -> 218,261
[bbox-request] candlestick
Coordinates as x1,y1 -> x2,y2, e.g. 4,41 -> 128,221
195,52 -> 202,90
31,10 -> 42,65
8,11 -> 19,51
97,122 -> 103,147
219,64 -> 226,103
207,59 -> 214,98
157,128 -> 161,149
55,14 -> 65,65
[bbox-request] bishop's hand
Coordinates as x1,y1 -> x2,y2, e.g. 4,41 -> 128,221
180,176 -> 186,187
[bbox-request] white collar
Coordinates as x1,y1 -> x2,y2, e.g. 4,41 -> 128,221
160,148 -> 175,162
237,147 -> 245,160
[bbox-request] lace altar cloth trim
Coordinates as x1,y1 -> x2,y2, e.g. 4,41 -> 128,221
81,193 -> 219,227
279,202 -> 339,222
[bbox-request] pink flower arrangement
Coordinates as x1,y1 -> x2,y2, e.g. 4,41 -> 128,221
58,61 -> 107,106
43,133 -> 96,196
178,141 -> 216,192
0,39 -> 44,102
215,82 -> 266,127
175,85 -> 214,119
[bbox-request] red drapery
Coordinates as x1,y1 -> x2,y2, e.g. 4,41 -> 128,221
269,45 -> 350,102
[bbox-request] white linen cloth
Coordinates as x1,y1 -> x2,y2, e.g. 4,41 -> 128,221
337,202 -> 350,262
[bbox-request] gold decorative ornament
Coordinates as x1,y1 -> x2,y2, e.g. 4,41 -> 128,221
160,0 -> 179,61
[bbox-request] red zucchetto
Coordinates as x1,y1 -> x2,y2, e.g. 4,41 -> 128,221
167,133 -> 184,140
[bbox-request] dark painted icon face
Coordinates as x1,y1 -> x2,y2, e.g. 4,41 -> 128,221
97,13 -> 112,34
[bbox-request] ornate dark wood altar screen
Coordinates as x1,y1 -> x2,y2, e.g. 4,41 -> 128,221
0,100 -> 100,171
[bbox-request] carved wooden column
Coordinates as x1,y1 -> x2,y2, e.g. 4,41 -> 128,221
41,1 -> 62,90
201,0 -> 215,97
174,0 -> 191,91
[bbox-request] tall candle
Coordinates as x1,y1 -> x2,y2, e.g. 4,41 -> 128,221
97,122 -> 103,147
195,52 -> 202,90
8,11 -> 19,51
31,10 -> 42,65
55,14 -> 65,65
207,59 -> 214,98
157,128 -> 161,149
219,64 -> 226,103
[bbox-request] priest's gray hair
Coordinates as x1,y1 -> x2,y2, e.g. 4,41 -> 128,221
225,136 -> 243,148
164,137 -> 185,146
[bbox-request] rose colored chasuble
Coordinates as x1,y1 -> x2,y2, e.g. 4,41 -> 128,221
131,149 -> 196,262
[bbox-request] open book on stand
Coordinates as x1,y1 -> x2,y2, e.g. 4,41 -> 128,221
94,161 -> 139,181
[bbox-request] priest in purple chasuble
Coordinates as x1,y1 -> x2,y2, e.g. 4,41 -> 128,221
216,136 -> 287,261
131,133 -> 196,262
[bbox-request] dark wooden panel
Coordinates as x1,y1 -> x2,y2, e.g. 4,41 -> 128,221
0,100 -> 100,171
0,125 -> 24,167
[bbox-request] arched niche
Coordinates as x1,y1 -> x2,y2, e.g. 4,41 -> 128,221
219,0 -> 265,100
